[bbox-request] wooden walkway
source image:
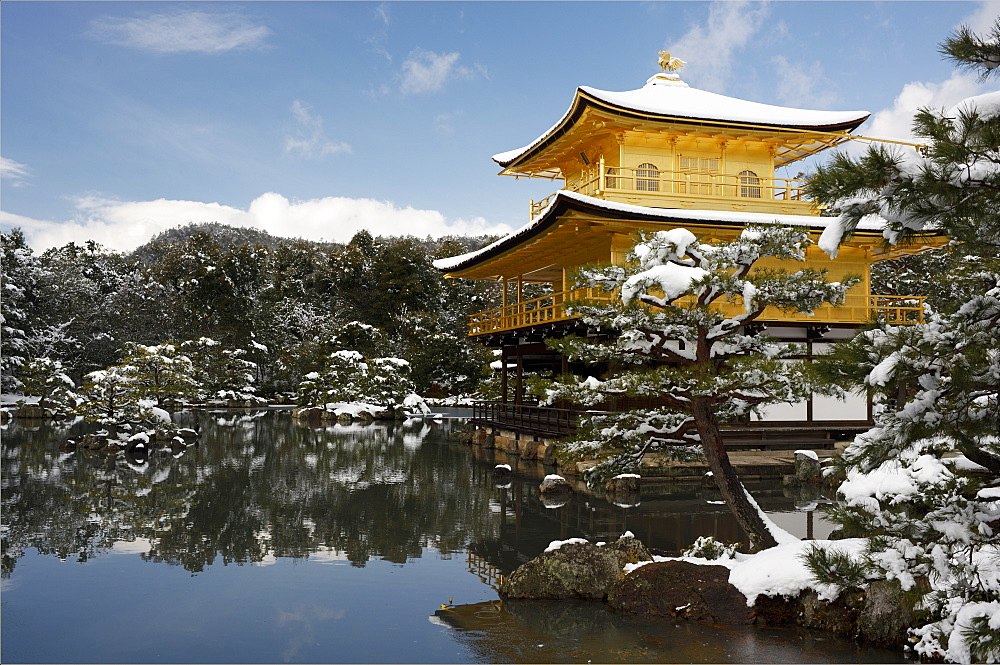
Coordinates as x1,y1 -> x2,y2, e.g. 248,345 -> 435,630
472,401 -> 869,451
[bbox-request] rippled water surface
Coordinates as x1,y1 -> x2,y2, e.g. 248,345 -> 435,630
1,410 -> 907,664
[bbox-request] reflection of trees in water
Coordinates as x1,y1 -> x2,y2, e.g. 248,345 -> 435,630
1,413 -> 499,575
436,597 -> 906,664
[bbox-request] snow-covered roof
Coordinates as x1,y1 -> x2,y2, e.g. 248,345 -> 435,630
432,190 -> 885,273
493,73 -> 870,167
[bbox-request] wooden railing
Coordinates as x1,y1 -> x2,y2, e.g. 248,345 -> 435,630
871,295 -> 925,324
530,164 -> 811,220
468,291 -> 926,335
466,550 -> 506,591
473,401 -> 590,438
468,287 -> 615,335
471,400 -> 872,445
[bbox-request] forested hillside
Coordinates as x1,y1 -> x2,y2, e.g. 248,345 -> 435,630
1,224 -> 500,398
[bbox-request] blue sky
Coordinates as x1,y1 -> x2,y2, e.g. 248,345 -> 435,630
2,1 -> 998,252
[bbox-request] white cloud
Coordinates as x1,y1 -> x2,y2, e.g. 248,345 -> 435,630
400,49 -> 480,95
853,71 -> 984,148
2,193 -> 513,253
434,111 -> 463,135
368,3 -> 392,63
770,55 -> 839,110
284,101 -> 352,158
665,1 -> 770,93
961,0 -> 1000,33
374,3 -> 391,27
834,1 -> 992,156
0,157 -> 31,187
89,11 -> 271,54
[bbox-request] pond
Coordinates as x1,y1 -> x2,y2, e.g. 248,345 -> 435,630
1,410 -> 907,664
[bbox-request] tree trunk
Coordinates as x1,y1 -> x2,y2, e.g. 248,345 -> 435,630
691,398 -> 778,551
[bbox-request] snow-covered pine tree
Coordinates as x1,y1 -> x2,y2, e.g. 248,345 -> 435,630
543,223 -> 857,550
180,337 -> 258,403
75,367 -> 151,429
361,357 -> 416,408
1,229 -> 41,393
806,20 -> 1000,663
294,349 -> 416,411
117,343 -> 200,407
18,357 -> 77,416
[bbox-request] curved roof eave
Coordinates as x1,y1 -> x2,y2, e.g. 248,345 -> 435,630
493,85 -> 870,171
433,191 -> 896,275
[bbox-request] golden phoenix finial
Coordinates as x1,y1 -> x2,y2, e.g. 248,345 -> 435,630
658,50 -> 687,73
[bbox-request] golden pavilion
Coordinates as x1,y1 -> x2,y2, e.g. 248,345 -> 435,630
435,55 -> 944,443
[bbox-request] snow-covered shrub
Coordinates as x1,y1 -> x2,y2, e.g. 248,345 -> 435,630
294,350 -> 416,410
75,367 -> 156,427
682,535 -> 740,560
180,337 -> 258,402
117,342 -> 199,406
18,357 -> 78,415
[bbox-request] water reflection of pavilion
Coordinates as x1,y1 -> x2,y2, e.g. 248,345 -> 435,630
465,445 -> 828,580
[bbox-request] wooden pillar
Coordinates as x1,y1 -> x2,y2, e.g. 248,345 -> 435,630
517,275 -> 523,304
806,341 -> 814,422
500,346 -> 509,404
514,476 -> 522,548
515,345 -> 524,406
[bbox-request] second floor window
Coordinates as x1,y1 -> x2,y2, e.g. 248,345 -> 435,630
739,170 -> 762,198
605,166 -> 620,189
678,156 -> 720,195
636,163 -> 659,191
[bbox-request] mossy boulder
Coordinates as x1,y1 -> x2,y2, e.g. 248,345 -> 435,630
500,534 -> 651,600
607,560 -> 754,624
14,404 -> 55,420
859,578 -> 926,648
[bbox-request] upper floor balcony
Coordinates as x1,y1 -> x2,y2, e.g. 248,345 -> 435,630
529,161 -> 812,221
467,289 -> 925,337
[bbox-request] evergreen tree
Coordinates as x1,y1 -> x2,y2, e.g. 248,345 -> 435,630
18,357 -> 78,415
117,343 -> 200,407
543,224 -> 857,550
75,367 -> 152,428
1,229 -> 41,392
180,337 -> 258,402
807,21 -> 1000,663
34,240 -> 134,378
294,349 -> 416,410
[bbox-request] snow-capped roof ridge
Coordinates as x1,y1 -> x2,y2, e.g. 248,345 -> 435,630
493,71 -> 870,167
581,73 -> 869,129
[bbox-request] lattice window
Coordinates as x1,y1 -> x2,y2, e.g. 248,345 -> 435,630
605,166 -> 619,189
679,157 -> 720,171
636,163 -> 659,192
739,170 -> 762,198
678,156 -> 719,195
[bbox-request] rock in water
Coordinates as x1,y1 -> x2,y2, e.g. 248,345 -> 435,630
538,474 -> 572,495
604,473 -> 641,493
794,450 -> 822,483
607,560 -> 754,624
500,534 -> 650,600
859,578 -> 924,647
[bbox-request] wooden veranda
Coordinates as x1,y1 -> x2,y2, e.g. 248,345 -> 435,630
471,400 -> 870,451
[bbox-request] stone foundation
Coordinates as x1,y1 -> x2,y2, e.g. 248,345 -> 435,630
458,426 -> 559,467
